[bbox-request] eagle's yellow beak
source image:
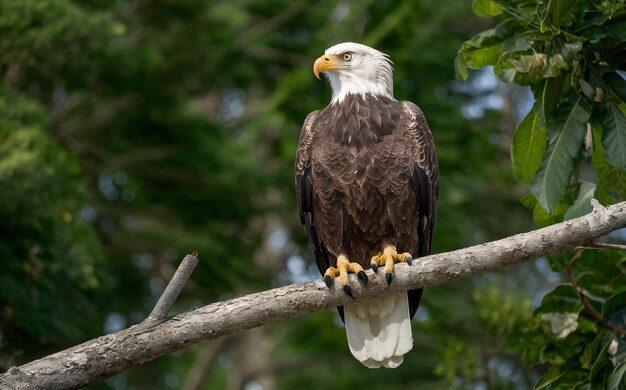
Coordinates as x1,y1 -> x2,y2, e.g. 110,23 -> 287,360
313,55 -> 341,79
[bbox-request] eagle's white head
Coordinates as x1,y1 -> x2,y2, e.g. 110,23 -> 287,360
313,42 -> 394,104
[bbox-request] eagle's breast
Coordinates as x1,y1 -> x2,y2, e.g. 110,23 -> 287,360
309,94 -> 417,264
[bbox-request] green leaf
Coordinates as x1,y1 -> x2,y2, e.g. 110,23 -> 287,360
535,365 -> 566,389
552,41 -> 583,70
472,0 -> 503,16
602,289 -> 626,323
512,109 -> 547,182
533,76 -> 564,127
458,20 -> 519,68
580,79 -> 596,99
539,345 -> 568,365
605,72 -> 626,102
535,284 -> 582,314
564,182 -> 596,220
509,54 -> 551,83
494,35 -> 534,75
602,101 -> 626,171
592,122 -> 626,200
459,32 -> 505,68
591,334 -> 614,379
454,56 -> 468,80
581,330 -> 606,369
502,35 -> 533,53
531,95 -> 592,211
608,361 -> 626,390
521,188 -> 577,227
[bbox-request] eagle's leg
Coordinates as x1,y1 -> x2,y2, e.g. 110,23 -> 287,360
370,245 -> 413,286
323,254 -> 368,298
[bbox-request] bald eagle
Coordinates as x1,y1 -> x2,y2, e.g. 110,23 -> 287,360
295,42 -> 439,368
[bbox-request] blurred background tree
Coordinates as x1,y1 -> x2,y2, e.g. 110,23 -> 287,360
1,0 -> 621,389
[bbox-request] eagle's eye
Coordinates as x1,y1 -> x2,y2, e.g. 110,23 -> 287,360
343,52 -> 352,61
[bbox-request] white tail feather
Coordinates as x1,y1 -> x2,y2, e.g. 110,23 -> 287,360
344,293 -> 413,368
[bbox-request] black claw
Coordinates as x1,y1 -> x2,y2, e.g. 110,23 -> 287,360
357,270 -> 368,284
343,285 -> 354,299
406,255 -> 413,265
385,272 -> 393,286
370,263 -> 378,272
324,275 -> 332,288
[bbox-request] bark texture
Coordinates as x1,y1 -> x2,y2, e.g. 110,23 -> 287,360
1,201 -> 625,389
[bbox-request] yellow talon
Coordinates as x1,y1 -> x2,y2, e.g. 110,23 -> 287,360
323,254 -> 368,298
370,245 -> 414,286
337,254 -> 350,287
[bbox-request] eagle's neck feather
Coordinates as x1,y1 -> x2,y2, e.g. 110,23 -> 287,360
327,72 -> 394,104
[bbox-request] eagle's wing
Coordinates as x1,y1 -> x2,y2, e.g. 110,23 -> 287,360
402,101 -> 439,258
401,101 -> 439,318
295,110 -> 330,275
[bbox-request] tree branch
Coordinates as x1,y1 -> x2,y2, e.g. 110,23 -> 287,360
576,242 -> 626,251
1,201 -> 626,389
144,252 -> 199,325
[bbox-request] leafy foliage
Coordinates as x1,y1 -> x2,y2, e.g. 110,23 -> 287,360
457,0 -> 626,211
458,1 -> 626,388
518,250 -> 626,389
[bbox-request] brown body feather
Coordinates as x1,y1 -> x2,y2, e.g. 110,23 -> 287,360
295,93 -> 439,319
